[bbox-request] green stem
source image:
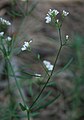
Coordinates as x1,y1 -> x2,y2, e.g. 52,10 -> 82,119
5,59 -> 13,105
7,58 -> 26,106
7,58 -> 30,120
26,0 -> 29,15
27,110 -> 30,120
29,28 -> 63,110
30,45 -> 62,110
58,28 -> 62,46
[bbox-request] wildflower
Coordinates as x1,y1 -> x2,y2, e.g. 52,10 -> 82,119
48,9 -> 59,16
62,10 -> 69,16
66,35 -> 69,40
0,17 -> 11,26
45,9 -> 59,24
21,40 -> 32,51
43,60 -> 50,66
21,42 -> 29,51
45,14 -> 51,23
43,60 -> 53,71
47,64 -> 53,71
0,32 -> 4,36
6,36 -> 12,41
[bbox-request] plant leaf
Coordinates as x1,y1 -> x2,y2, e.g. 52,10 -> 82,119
19,103 -> 26,111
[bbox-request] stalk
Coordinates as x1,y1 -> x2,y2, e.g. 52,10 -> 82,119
29,28 -> 63,109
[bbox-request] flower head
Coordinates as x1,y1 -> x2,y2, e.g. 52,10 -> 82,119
0,32 -> 4,36
24,41 -> 29,47
21,46 -> 27,51
62,10 -> 69,16
0,17 -> 11,26
45,9 -> 59,24
21,40 -> 32,51
43,60 -> 53,71
48,9 -> 59,16
45,14 -> 51,23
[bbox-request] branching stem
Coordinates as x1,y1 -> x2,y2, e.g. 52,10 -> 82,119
29,28 -> 63,110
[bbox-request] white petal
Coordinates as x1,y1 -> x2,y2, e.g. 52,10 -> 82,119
21,46 -> 26,51
0,32 -> 4,36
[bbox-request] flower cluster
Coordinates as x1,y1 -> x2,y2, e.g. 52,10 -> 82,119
0,17 -> 11,26
48,9 -> 59,16
21,40 -> 32,51
45,9 -> 69,24
43,60 -> 53,71
45,9 -> 59,23
62,10 -> 69,17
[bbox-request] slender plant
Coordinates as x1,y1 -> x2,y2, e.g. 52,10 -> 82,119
19,9 -> 71,120
0,5 -> 73,120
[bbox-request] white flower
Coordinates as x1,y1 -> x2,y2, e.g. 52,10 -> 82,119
21,46 -> 26,51
24,41 -> 29,47
66,35 -> 69,40
0,32 -> 4,36
6,36 -> 12,41
56,19 -> 59,23
62,10 -> 69,16
21,40 -> 32,51
52,9 -> 59,16
47,64 -> 53,71
43,60 -> 50,66
0,17 -> 11,26
45,14 -> 51,23
21,41 -> 29,51
45,9 -> 59,24
48,9 -> 59,16
43,60 -> 53,71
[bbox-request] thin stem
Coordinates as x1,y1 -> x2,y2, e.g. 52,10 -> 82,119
30,46 -> 62,110
27,110 -> 30,120
7,58 -> 26,107
5,59 -> 13,103
8,58 -> 30,120
26,0 -> 29,15
29,28 -> 63,110
30,53 -> 63,94
58,28 -> 62,46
